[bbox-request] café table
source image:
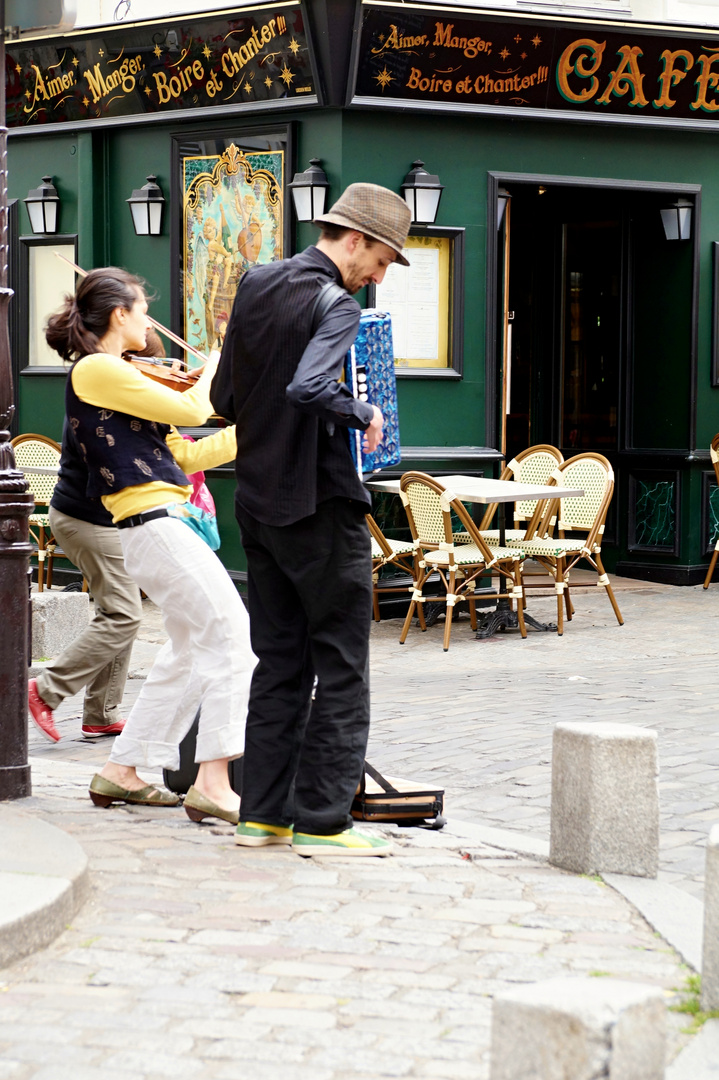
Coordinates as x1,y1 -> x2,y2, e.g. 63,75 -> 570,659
366,473 -> 583,638
20,465 -> 60,475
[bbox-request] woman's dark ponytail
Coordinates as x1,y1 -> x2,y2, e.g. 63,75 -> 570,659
45,266 -> 146,361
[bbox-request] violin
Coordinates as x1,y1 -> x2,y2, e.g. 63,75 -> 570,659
55,252 -> 213,392
124,355 -> 203,393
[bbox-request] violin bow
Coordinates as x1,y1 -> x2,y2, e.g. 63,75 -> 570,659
54,252 -> 209,367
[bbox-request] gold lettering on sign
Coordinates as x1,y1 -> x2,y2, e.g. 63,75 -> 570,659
433,21 -> 491,58
654,48 -> 693,109
221,18 -> 280,77
84,55 -> 143,104
691,52 -> 719,112
24,63 -> 76,112
595,45 -> 648,107
372,24 -> 429,53
556,38 -> 606,103
153,59 -> 207,103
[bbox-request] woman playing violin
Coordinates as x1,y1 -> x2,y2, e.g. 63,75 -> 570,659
45,266 -> 255,823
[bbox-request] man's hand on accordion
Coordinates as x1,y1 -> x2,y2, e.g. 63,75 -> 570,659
363,405 -> 384,453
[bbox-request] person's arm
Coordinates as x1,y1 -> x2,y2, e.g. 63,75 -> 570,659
72,353 -> 219,426
285,295 -> 375,430
165,426 -> 237,472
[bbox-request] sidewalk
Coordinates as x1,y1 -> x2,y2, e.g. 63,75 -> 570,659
1,578 -> 718,1078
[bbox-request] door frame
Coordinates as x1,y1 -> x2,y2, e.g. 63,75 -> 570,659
485,172 -> 701,457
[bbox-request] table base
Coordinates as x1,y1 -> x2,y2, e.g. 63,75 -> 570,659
475,601 -> 557,638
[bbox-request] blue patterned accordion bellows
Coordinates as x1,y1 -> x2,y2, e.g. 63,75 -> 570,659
344,309 -> 400,474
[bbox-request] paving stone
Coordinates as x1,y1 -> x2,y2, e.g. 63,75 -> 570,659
8,587 -> 710,1077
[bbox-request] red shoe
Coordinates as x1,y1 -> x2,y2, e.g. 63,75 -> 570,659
81,720 -> 126,739
28,679 -> 61,743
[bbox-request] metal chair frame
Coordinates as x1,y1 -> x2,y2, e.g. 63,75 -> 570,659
506,452 -> 624,635
399,472 -> 526,651
366,513 -> 420,625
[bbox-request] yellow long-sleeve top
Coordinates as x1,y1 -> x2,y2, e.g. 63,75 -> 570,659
71,352 -> 236,524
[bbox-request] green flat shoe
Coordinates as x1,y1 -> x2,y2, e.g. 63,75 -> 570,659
89,773 -> 180,808
184,785 -> 240,825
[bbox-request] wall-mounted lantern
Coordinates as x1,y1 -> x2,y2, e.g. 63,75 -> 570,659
127,174 -> 165,236
288,158 -> 330,222
400,160 -> 444,225
24,175 -> 59,234
660,198 -> 692,241
497,187 -> 512,230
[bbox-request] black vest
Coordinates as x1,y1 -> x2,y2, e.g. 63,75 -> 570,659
51,417 -> 114,527
217,247 -> 370,526
65,359 -> 189,497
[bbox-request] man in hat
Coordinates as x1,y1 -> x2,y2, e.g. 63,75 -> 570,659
211,182 -> 411,857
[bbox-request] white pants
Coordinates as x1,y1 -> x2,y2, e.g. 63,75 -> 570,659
109,517 -> 256,771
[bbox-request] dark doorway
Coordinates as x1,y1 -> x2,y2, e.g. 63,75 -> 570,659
496,182 -> 694,465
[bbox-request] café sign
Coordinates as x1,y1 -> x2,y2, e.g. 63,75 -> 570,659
350,1 -> 719,126
7,1 -> 318,129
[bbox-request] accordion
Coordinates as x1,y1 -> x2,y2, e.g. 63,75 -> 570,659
344,309 -> 401,475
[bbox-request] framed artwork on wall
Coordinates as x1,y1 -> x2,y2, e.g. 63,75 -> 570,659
367,226 -> 464,379
171,124 -> 291,365
18,233 -> 78,373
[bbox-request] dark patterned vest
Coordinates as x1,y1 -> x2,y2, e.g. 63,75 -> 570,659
65,358 -> 189,498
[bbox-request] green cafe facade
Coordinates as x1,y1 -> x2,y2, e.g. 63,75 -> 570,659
7,0 -> 719,590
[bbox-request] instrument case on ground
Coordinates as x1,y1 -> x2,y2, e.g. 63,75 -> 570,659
352,761 -> 445,829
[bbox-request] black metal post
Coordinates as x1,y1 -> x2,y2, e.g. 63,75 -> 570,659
0,0 -> 33,800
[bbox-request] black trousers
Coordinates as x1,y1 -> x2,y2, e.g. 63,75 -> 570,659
236,497 -> 372,835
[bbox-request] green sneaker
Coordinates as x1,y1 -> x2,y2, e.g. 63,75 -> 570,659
234,821 -> 293,847
292,827 -> 392,857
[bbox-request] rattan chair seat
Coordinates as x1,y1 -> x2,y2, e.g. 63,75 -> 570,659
424,542 -> 521,566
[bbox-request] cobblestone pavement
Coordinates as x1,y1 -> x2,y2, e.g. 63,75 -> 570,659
0,771 -> 693,1080
368,579 -> 719,903
10,576 -> 718,1077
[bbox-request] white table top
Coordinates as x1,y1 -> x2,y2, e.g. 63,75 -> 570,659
21,465 -> 60,475
366,474 -> 583,505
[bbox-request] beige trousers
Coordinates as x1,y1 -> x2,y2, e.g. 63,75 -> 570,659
34,507 -> 143,727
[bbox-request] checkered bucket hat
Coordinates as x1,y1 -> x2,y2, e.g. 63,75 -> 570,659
314,183 -> 411,266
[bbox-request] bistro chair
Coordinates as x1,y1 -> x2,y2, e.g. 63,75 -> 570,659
505,452 -> 624,635
479,444 -> 564,543
399,472 -> 526,651
366,513 -> 419,624
11,433 -> 61,591
703,433 -> 719,589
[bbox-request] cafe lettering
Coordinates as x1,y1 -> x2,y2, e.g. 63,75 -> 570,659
353,6 -> 719,124
558,39 -> 719,112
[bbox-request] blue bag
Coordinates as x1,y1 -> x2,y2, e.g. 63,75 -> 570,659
167,501 -> 221,551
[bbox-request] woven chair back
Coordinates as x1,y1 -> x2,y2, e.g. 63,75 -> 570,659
480,444 -> 563,532
11,434 -> 61,507
553,453 -> 613,533
509,446 -> 564,523
400,473 -> 452,547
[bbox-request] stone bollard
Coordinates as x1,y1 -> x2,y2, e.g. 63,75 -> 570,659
31,591 -> 90,660
550,721 -> 659,877
490,976 -> 666,1080
701,825 -> 719,1011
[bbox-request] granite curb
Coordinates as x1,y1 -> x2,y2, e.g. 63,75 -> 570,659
0,804 -> 89,969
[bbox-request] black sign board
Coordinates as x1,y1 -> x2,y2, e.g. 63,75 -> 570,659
351,2 -> 719,126
7,2 -> 318,129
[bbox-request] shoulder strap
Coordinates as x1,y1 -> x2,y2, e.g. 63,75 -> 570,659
311,280 -> 346,336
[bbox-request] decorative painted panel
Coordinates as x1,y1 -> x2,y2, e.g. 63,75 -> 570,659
632,477 -> 676,550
